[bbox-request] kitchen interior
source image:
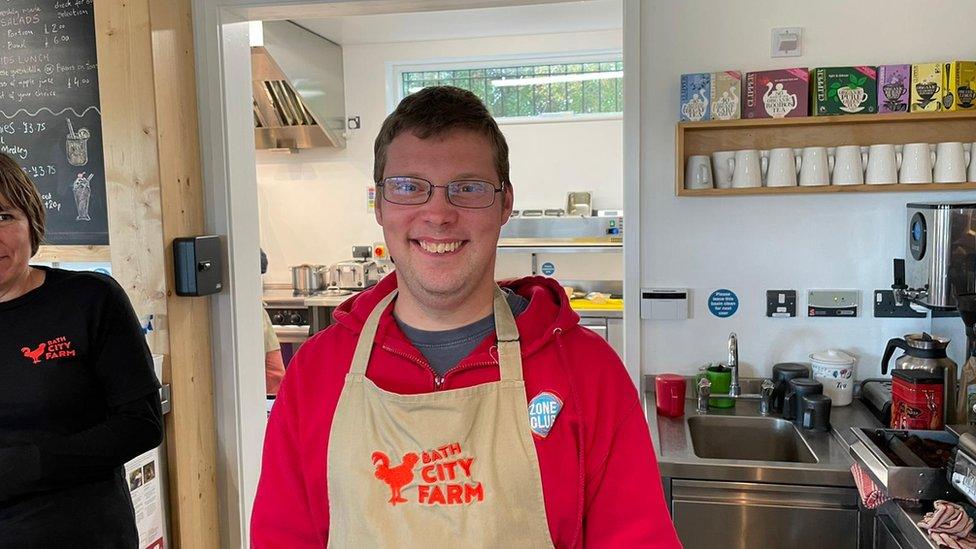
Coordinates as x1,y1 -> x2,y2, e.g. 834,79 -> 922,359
253,2 -> 626,370
228,0 -> 976,547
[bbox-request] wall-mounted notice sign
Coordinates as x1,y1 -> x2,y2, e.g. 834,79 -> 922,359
708,289 -> 739,318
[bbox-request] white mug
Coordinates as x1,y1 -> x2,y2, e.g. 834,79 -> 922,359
969,142 -> 976,182
711,150 -> 736,189
799,147 -> 833,186
900,142 -> 936,184
865,144 -> 901,184
934,142 -> 970,183
685,155 -> 714,189
766,147 -> 800,187
832,145 -> 867,185
730,149 -> 767,188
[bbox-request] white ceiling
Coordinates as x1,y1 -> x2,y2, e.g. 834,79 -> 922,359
291,0 -> 622,46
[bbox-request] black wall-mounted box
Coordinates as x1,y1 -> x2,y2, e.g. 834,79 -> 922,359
173,235 -> 223,296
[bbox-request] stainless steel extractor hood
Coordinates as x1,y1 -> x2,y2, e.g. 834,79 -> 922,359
252,21 -> 346,150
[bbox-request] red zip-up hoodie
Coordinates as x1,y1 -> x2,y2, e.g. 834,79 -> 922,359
251,274 -> 680,548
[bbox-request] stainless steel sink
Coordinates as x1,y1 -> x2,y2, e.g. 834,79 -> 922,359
688,415 -> 818,463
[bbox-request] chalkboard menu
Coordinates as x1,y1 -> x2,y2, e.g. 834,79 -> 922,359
0,0 -> 106,245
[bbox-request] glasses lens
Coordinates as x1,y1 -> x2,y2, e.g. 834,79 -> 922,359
382,177 -> 430,205
448,180 -> 496,208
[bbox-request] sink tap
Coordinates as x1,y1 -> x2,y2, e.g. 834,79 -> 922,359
727,332 -> 741,397
697,377 -> 711,414
758,379 -> 775,416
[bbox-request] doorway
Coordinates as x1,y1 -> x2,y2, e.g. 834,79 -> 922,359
192,0 -> 642,545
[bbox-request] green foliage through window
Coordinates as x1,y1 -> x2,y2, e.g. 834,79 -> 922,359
400,60 -> 623,119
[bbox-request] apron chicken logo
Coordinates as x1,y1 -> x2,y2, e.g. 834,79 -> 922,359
20,336 -> 77,365
371,442 -> 484,507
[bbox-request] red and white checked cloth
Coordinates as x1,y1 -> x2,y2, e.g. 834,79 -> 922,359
917,500 -> 976,549
851,463 -> 891,509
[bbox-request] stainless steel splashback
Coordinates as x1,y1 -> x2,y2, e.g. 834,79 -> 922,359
252,21 -> 345,150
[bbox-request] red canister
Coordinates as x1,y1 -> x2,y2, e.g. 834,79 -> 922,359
656,374 -> 687,418
891,369 -> 944,430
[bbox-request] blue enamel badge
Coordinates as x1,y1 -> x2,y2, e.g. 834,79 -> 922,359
528,392 -> 563,438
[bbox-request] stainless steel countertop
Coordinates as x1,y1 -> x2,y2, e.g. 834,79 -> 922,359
646,377 -> 942,548
646,384 -> 861,487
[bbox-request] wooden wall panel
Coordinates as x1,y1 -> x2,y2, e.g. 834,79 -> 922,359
94,0 -> 219,546
146,0 -> 221,546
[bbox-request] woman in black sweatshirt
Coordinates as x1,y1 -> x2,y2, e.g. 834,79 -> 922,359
0,152 -> 162,548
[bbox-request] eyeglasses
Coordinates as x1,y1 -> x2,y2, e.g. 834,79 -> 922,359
378,176 -> 504,209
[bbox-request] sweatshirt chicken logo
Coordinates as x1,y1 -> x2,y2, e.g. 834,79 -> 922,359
20,336 -> 77,365
371,442 -> 484,507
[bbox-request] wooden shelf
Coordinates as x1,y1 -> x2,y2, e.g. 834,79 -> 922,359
34,245 -> 111,262
676,111 -> 976,196
679,182 -> 976,197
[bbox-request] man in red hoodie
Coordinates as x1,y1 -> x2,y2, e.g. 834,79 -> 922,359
251,86 -> 680,548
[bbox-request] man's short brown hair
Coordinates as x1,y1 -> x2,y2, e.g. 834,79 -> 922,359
0,153 -> 45,256
373,86 -> 510,186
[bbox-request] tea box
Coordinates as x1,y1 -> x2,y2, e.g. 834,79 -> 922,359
910,62 -> 944,112
877,64 -> 910,113
943,61 -> 976,111
743,68 -> 809,119
709,71 -> 741,120
680,73 -> 711,121
811,66 -> 877,115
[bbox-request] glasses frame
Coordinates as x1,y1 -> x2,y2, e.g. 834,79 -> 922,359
377,176 -> 506,209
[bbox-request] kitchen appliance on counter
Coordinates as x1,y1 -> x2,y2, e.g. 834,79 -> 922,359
882,333 -> 958,426
860,379 -> 893,425
949,431 -> 976,506
893,202 -> 976,310
325,260 -> 381,290
290,264 -> 326,296
850,427 -> 958,501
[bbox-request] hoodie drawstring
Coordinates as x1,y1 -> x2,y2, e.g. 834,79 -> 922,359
553,328 -> 585,548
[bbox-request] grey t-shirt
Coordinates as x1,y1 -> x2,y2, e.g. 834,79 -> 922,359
396,289 -> 529,377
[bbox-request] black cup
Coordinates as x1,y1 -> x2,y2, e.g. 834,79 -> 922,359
801,394 -> 832,431
784,378 -> 822,423
771,363 -> 810,414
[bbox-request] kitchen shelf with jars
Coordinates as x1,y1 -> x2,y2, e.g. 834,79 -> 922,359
675,62 -> 976,197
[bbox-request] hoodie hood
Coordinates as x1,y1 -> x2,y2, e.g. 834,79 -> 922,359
333,272 -> 581,357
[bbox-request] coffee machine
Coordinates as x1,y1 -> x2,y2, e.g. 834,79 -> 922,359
884,202 -> 976,425
893,202 -> 976,310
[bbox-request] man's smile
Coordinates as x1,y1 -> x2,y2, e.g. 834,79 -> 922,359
413,239 -> 467,255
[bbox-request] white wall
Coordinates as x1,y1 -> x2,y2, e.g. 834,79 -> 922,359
258,28 -> 623,284
640,0 -> 976,380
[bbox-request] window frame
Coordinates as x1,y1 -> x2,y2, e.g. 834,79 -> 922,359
388,50 -> 624,125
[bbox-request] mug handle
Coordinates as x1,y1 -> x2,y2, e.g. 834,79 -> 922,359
860,152 -> 868,172
966,151 -> 971,167
760,155 -> 769,177
896,151 -> 903,170
727,157 -> 735,176
828,155 -> 835,173
930,150 -> 937,167
698,164 -> 708,185
795,154 -> 802,174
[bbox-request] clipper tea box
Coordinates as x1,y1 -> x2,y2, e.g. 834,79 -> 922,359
910,63 -> 944,112
943,61 -> 976,111
710,71 -> 742,120
680,73 -> 711,121
811,66 -> 877,115
744,68 -> 809,119
878,64 -> 910,113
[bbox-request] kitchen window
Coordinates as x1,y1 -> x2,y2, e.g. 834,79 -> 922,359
395,55 -> 623,122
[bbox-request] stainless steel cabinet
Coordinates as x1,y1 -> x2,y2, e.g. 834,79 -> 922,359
874,515 -> 909,549
671,480 -> 859,549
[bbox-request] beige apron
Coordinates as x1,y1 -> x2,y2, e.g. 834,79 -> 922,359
326,287 -> 554,548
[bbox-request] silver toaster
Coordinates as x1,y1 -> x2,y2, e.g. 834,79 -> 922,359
326,260 -> 381,290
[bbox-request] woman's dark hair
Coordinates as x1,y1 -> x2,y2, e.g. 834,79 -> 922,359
0,153 -> 45,256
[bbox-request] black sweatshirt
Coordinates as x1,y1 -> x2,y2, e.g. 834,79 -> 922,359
0,267 -> 162,548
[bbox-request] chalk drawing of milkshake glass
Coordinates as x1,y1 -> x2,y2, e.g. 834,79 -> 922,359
66,119 -> 90,167
73,172 -> 94,222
